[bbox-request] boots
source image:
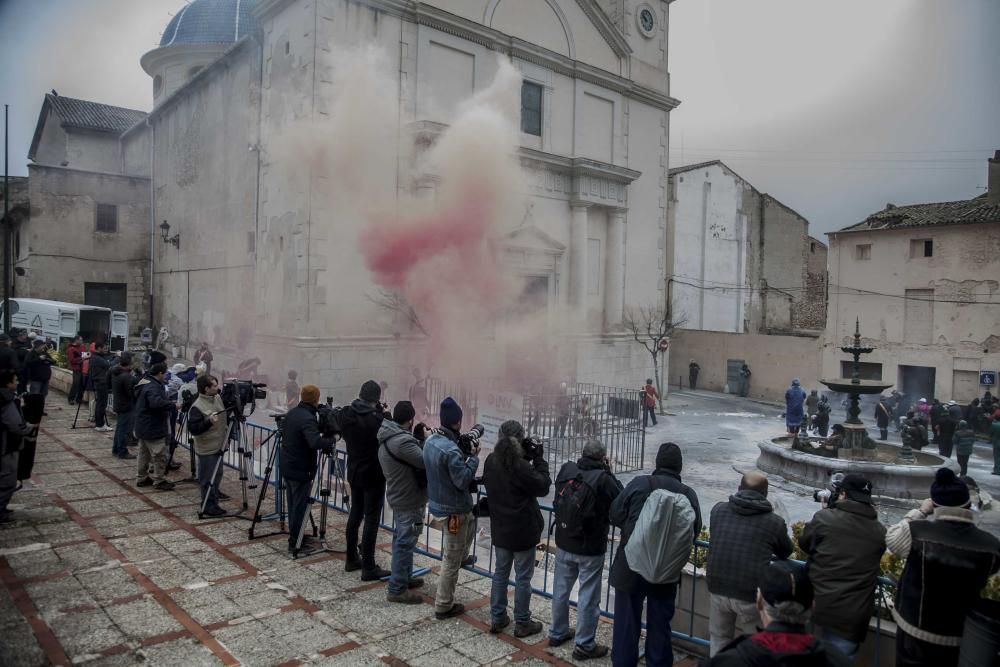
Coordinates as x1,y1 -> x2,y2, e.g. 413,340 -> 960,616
344,547 -> 362,572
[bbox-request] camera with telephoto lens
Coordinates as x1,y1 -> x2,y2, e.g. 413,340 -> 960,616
458,423 -> 485,457
221,379 -> 267,418
522,436 -> 544,460
813,472 -> 845,505
316,404 -> 342,439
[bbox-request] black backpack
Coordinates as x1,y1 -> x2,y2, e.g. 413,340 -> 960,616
553,469 -> 600,540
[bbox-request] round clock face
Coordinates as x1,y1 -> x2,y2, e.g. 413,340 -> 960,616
637,6 -> 656,37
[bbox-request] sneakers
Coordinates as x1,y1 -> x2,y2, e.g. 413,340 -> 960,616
95,425 -> 113,432
548,629 -> 575,647
489,614 -> 511,634
361,566 -> 391,581
201,506 -> 228,517
434,603 -> 465,620
136,478 -> 153,487
386,590 -> 423,605
572,644 -> 609,660
514,620 -> 543,638
153,480 -> 175,491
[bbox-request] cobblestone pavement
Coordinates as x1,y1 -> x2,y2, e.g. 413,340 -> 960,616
0,400 -> 698,666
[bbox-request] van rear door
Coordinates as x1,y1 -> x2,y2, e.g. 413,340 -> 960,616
110,312 -> 128,351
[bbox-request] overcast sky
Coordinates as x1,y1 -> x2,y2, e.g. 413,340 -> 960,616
1,0 -> 998,235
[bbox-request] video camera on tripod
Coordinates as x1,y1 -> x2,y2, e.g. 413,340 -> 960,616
221,379 -> 267,419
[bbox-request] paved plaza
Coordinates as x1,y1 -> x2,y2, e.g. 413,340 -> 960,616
0,396 -> 700,667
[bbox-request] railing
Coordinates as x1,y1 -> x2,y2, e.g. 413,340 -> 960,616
197,421 -> 896,664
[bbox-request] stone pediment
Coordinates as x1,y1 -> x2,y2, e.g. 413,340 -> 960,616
502,225 -> 566,256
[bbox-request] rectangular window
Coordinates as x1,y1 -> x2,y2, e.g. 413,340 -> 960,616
910,238 -> 933,258
521,81 -> 542,136
855,243 -> 871,260
95,203 -> 118,233
810,242 -> 816,253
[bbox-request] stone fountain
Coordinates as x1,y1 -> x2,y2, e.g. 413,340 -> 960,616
756,318 -> 957,500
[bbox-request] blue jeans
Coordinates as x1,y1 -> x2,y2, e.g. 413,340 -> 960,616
491,547 -> 534,624
816,626 -> 858,662
112,410 -> 133,457
550,549 -> 605,650
612,581 -> 676,667
388,507 -> 424,595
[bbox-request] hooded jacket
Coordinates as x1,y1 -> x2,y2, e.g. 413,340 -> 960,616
133,375 -> 172,440
798,499 -> 886,643
954,422 -> 976,456
706,490 -> 794,602
0,388 -> 33,455
377,419 -> 426,512
23,348 -> 53,383
89,352 -> 113,390
609,467 -> 702,595
67,342 -> 85,372
110,365 -> 136,413
553,456 -> 623,556
339,398 -> 386,487
784,383 -> 805,426
482,439 -> 551,552
279,402 -> 336,482
701,623 -> 850,667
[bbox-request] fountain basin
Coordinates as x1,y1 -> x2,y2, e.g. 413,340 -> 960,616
757,437 -> 959,501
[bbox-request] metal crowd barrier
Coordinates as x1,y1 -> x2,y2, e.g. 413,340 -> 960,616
193,420 -> 896,663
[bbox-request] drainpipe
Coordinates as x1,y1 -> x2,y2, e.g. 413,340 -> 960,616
758,194 -> 766,332
146,116 -> 155,332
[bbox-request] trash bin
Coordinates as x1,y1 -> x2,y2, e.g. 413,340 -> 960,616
959,598 -> 1000,667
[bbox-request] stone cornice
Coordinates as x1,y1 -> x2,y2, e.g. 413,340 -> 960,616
573,0 -> 632,58
257,0 -> 679,111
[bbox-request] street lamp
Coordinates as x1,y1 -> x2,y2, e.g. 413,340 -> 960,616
159,220 -> 180,249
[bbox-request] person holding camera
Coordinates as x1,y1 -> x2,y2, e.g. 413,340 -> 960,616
706,471 -> 793,656
339,380 -> 390,579
0,370 -> 37,524
482,420 -> 551,637
90,341 -> 114,432
886,467 -> 1000,667
549,439 -> 623,659
280,385 -> 338,555
186,375 -> 229,517
133,362 -> 175,491
377,400 -> 429,604
798,474 -> 885,662
423,396 -> 479,620
110,353 -> 136,459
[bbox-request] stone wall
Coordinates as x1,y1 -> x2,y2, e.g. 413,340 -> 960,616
794,236 -> 827,331
669,328 -> 822,401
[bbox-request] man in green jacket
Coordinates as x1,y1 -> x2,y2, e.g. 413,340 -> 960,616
186,375 -> 230,517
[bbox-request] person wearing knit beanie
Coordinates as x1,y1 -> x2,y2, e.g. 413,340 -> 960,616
655,442 -> 683,473
887,466 -> 1000,667
439,396 -> 463,428
359,380 -> 381,404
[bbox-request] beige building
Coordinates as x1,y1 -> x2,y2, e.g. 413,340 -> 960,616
823,152 -> 1000,402
22,0 -> 682,399
665,160 -> 828,398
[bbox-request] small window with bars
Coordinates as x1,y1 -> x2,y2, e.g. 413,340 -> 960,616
95,204 -> 118,233
521,81 -> 543,137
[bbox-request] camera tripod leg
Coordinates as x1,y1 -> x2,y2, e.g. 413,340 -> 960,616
248,432 -> 280,539
71,378 -> 88,429
198,446 -> 228,519
292,469 -> 322,559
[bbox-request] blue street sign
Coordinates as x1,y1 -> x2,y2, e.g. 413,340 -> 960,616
981,370 -> 997,386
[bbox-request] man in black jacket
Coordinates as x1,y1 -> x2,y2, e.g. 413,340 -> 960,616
279,384 -> 337,555
133,363 -> 174,491
549,439 -> 622,660
110,353 -> 136,459
90,341 -> 114,433
702,560 -> 850,667
0,334 -> 18,372
482,420 -> 551,638
338,380 -> 390,579
0,370 -> 37,523
886,467 -> 1000,667
24,338 -> 54,397
798,474 -> 885,662
610,442 -> 702,667
706,471 -> 793,656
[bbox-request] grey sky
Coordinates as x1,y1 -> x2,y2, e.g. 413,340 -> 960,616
1,0 -> 998,236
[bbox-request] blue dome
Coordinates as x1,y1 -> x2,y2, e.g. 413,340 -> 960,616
159,0 -> 259,47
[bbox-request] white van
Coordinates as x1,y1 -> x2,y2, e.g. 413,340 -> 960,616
0,298 -> 129,351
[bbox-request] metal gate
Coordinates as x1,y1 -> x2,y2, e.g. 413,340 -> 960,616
726,359 -> 745,394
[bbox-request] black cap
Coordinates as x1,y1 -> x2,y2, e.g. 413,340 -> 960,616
392,400 -> 415,424
760,560 -> 813,607
840,474 -> 873,503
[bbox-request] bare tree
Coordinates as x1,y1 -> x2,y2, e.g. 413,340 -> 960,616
623,305 -> 685,413
368,289 -> 427,336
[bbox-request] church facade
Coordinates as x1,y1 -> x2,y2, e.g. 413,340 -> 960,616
25,0 -> 680,400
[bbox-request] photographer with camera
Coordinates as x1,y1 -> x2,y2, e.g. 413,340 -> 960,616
110,353 -> 136,460
377,400 -> 428,604
279,385 -> 337,556
423,396 -> 480,620
134,363 -> 175,491
798,474 -> 885,662
89,341 -> 114,432
186,375 -> 229,517
339,380 -> 391,579
549,439 -> 623,659
482,420 -> 551,637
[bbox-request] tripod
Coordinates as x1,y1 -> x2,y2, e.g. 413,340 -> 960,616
247,420 -> 288,540
71,373 -> 90,429
167,409 -> 199,486
291,448 -> 346,559
197,413 -> 256,520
